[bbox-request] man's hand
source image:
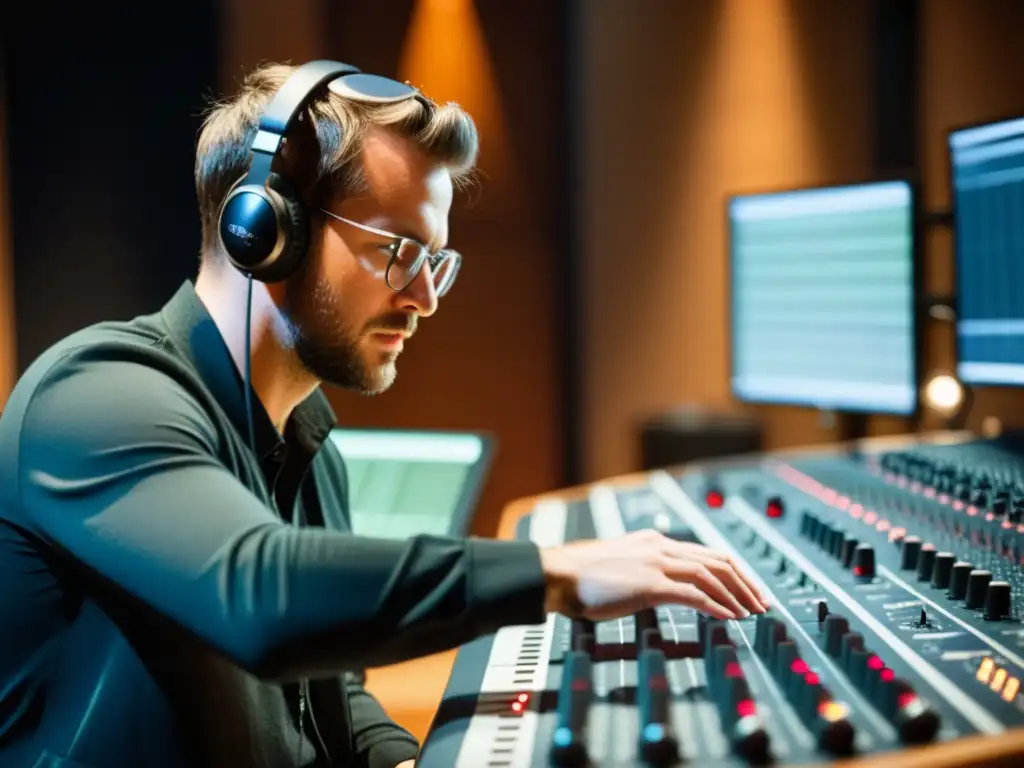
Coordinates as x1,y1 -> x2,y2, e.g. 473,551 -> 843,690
395,761 -> 415,768
539,529 -> 770,621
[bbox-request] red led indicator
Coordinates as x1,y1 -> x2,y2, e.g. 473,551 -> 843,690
724,661 -> 743,679
766,501 -> 783,519
517,693 -> 529,703
897,692 -> 917,709
867,655 -> 884,671
804,672 -> 820,686
511,701 -> 524,713
736,698 -> 757,717
853,566 -> 864,577
706,490 -> 724,508
881,668 -> 895,682
791,659 -> 809,675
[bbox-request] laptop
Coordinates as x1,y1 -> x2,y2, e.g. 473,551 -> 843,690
328,427 -> 494,538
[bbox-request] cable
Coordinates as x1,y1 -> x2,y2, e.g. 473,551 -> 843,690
243,275 -> 256,455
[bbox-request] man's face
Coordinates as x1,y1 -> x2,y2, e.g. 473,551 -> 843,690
282,127 -> 453,395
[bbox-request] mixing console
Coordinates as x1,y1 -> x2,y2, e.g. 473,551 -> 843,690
419,434 -> 1024,767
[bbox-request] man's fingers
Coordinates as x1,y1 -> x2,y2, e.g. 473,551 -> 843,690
686,554 -> 765,614
653,579 -> 736,620
662,559 -> 749,618
667,540 -> 770,610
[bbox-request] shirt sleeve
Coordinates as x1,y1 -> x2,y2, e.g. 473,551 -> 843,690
314,431 -> 424,765
11,347 -> 547,682
345,673 -> 420,768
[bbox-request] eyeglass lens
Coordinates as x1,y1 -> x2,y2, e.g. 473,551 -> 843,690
387,240 -> 459,296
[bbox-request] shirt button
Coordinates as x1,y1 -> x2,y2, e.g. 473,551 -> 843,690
272,445 -> 288,462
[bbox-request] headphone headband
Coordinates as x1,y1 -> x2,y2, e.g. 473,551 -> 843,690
218,60 -> 421,283
240,60 -> 362,187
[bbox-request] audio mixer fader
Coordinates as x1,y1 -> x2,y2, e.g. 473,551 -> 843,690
419,434 -> 1024,766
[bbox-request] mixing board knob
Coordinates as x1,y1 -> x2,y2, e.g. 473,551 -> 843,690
916,544 -> 937,581
705,623 -> 733,678
931,552 -> 956,589
900,536 -> 922,570
983,580 -> 1012,620
846,649 -> 872,688
816,521 -> 834,550
636,648 -> 679,766
551,651 -> 593,767
992,494 -> 1009,516
840,632 -> 865,670
797,673 -> 826,721
801,511 -> 818,539
830,529 -> 848,559
823,614 -> 850,657
772,639 -> 799,679
719,662 -> 772,761
852,544 -> 875,579
634,609 -> 659,648
965,569 -> 992,609
754,615 -> 785,657
894,695 -> 942,745
948,561 -> 974,600
713,646 -> 740,687
874,678 -> 942,745
814,700 -> 856,756
840,537 -> 859,568
1010,502 -> 1024,523
570,619 -> 596,655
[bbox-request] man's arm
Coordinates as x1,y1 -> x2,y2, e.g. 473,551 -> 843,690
10,347 -> 547,682
315,436 -> 422,767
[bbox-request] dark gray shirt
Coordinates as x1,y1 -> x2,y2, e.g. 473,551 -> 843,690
0,281 -> 546,768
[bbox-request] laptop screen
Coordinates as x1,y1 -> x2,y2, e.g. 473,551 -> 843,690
328,428 -> 493,539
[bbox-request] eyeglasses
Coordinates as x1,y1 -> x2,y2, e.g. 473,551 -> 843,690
320,209 -> 462,297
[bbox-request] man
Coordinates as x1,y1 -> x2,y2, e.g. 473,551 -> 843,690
0,62 -> 768,768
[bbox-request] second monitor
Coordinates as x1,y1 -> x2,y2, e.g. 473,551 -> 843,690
728,180 -> 918,415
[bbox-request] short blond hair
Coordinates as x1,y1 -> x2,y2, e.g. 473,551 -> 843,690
194,62 -> 479,254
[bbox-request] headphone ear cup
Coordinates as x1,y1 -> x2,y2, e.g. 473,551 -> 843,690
252,173 -> 309,283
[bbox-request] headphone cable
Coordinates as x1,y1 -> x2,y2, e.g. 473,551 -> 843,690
244,275 -> 256,455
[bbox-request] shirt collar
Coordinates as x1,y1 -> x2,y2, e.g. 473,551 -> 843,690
160,280 -> 337,460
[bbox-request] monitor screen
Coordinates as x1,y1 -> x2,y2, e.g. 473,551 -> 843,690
949,116 -> 1024,386
728,180 -> 917,414
328,428 -> 492,539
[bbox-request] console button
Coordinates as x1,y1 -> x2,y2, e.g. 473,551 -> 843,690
916,545 -> 937,581
948,561 -> 973,600
983,581 -> 1012,621
966,570 -> 992,610
931,552 -> 955,589
852,545 -> 875,579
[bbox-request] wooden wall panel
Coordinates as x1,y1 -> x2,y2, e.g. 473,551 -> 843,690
0,75 -> 16,408
580,0 -> 874,481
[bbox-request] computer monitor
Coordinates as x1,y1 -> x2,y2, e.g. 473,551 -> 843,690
728,180 -> 918,415
328,427 -> 493,539
949,116 -> 1024,386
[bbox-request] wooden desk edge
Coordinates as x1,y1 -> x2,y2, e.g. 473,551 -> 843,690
490,430 -> 1024,767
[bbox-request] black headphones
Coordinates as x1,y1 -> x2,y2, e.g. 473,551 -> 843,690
217,60 -> 424,283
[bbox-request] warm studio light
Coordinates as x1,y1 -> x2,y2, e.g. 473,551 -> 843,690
923,374 -> 964,418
